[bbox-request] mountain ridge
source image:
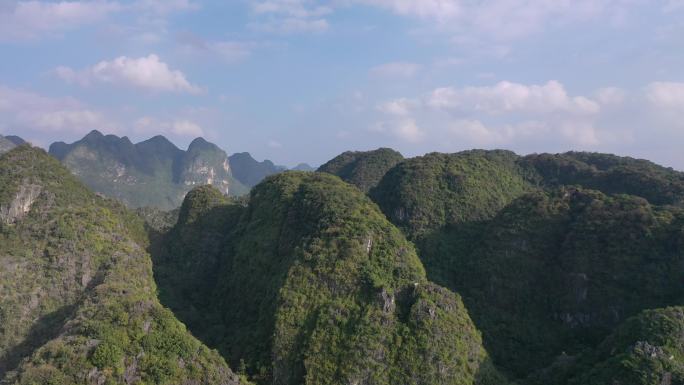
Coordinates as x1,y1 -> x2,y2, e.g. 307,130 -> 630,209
49,130 -> 249,210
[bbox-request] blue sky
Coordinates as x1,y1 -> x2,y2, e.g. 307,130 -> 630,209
1,0 -> 683,168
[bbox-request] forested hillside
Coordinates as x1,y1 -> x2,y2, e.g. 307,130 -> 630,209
359,149 -> 684,384
153,173 -> 505,385
0,146 -> 244,385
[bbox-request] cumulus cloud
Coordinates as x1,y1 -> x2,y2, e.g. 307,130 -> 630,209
0,0 -> 199,41
371,119 -> 425,143
377,98 -> 417,116
372,80 -> 617,147
353,0 -> 640,41
56,54 -> 202,93
134,116 -> 205,137
427,81 -> 601,115
646,82 -> 684,109
0,1 -> 121,40
595,87 -> 627,105
370,62 -> 421,78
0,85 -> 112,135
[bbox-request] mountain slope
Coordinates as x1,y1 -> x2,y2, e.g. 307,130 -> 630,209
154,173 -> 505,385
49,131 -> 248,210
365,149 -> 684,382
370,150 -> 534,237
0,146 -> 243,385
228,152 -> 284,188
522,152 -> 684,206
318,148 -> 404,193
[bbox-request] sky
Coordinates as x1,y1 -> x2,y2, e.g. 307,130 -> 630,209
0,0 -> 683,169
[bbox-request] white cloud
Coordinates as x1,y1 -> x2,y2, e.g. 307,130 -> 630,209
595,87 -> 626,105
0,0 -> 199,41
134,116 -> 204,137
427,81 -> 601,115
371,118 -> 424,143
356,0 -> 461,20
56,54 -> 202,94
377,98 -> 417,116
372,80 -> 625,148
0,85 -> 112,135
370,62 -> 421,78
646,82 -> 684,109
172,120 -> 204,136
448,119 -> 547,146
248,0 -> 331,33
0,1 -> 121,40
268,140 -> 283,148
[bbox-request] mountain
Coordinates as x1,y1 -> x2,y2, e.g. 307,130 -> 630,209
361,149 -> 684,383
318,148 -> 404,193
227,152 -> 285,188
49,131 -> 248,210
0,135 -> 24,154
291,163 -> 315,172
152,173 -> 506,385
0,146 -> 244,384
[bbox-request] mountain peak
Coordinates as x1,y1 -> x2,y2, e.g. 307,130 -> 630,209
228,151 -> 283,188
188,137 -> 216,151
83,129 -> 104,141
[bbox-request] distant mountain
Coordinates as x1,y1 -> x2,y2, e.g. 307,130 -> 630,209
0,146 -> 244,384
49,130 -> 248,210
318,148 -> 404,192
228,152 -> 285,187
291,163 -> 315,171
0,135 -> 24,154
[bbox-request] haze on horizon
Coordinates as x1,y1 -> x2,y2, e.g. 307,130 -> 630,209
0,0 -> 683,169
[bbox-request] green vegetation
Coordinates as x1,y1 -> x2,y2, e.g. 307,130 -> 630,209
318,148 -> 404,193
49,130 -> 248,210
522,152 -> 684,205
0,145 -> 244,384
361,148 -> 684,383
370,150 -> 534,237
5,143 -> 684,385
155,173 -> 503,385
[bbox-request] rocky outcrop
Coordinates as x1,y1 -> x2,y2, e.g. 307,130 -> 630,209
0,181 -> 41,224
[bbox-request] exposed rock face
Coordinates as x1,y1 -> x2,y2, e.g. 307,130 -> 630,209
49,131 -> 248,209
177,138 -> 235,195
0,181 -> 41,224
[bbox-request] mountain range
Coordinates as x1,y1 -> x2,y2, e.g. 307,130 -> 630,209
48,131 -> 289,210
1,139 -> 684,385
